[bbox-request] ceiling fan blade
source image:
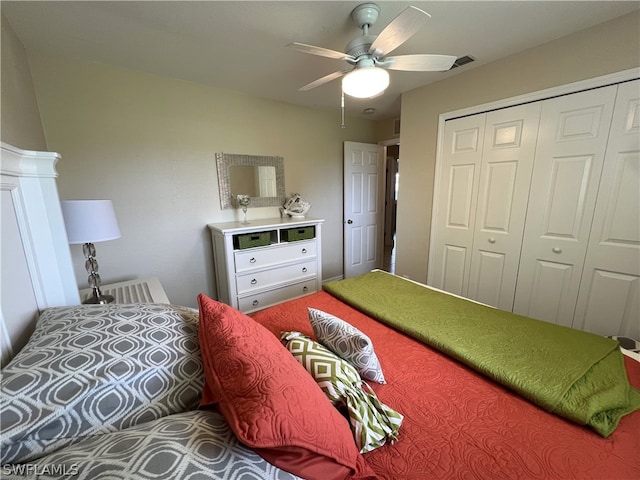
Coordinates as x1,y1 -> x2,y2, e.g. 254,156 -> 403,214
299,69 -> 351,91
369,6 -> 430,56
288,42 -> 353,61
385,54 -> 457,71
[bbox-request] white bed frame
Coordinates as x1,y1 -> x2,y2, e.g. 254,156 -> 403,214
0,142 -> 79,367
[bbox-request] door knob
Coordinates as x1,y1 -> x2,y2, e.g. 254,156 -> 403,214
347,219 -> 353,224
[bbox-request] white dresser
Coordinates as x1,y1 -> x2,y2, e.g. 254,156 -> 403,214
209,217 -> 324,313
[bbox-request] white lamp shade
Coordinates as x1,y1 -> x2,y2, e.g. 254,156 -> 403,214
342,67 -> 390,98
61,200 -> 121,244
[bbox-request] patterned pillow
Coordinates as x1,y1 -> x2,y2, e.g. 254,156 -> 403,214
17,410 -> 303,480
281,331 -> 402,453
0,303 -> 203,465
308,308 -> 386,384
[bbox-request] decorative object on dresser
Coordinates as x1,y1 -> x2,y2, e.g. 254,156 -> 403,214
236,194 -> 251,224
281,193 -> 311,218
61,200 -> 121,304
209,217 -> 324,313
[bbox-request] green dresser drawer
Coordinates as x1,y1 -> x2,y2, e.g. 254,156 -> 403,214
282,226 -> 315,242
234,231 -> 272,249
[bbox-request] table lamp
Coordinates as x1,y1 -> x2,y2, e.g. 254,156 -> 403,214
61,200 -> 121,304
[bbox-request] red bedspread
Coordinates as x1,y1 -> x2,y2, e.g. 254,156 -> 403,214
250,291 -> 640,480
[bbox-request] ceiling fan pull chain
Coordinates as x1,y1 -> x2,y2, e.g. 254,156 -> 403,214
340,90 -> 346,129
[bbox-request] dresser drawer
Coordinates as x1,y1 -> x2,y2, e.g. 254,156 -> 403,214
235,241 -> 316,272
238,279 -> 318,313
236,260 -> 317,294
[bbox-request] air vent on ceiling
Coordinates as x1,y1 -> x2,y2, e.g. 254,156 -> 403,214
450,55 -> 475,69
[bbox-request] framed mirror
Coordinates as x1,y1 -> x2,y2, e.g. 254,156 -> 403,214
216,153 -> 285,209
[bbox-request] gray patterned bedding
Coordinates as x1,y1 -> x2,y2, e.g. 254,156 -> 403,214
4,410 -> 300,480
0,303 -> 301,480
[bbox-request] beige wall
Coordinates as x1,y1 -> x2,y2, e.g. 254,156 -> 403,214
0,14 -> 46,150
27,52 -> 377,307
396,10 -> 640,283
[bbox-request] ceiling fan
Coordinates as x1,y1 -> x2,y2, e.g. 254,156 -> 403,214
289,2 -> 457,99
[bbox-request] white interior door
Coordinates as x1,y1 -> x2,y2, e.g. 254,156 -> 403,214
344,141 -> 384,278
574,80 -> 640,337
428,114 -> 485,295
513,85 -> 618,327
467,102 -> 541,310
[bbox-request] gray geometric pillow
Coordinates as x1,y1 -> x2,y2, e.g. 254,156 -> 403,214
0,303 -> 203,465
18,410 -> 302,480
308,308 -> 386,384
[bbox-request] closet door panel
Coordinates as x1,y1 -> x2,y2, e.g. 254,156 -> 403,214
578,270 -> 639,336
575,80 -> 640,337
526,260 -> 575,325
430,115 -> 485,295
514,85 -> 618,325
544,155 -> 595,238
441,245 -> 467,294
467,103 -> 541,310
472,251 -> 506,307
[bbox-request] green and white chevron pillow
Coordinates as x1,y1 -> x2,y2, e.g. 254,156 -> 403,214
281,331 -> 402,453
308,308 -> 386,384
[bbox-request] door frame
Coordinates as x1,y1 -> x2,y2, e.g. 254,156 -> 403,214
379,138 -> 400,252
427,67 -> 639,286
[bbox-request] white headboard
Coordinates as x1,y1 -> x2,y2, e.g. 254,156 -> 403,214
0,142 -> 80,367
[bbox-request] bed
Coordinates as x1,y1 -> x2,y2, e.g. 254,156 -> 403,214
2,143 -> 639,480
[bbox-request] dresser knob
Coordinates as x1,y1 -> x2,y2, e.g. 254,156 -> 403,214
302,267 -> 307,273
488,237 -> 496,244
303,286 -> 308,292
250,257 -> 256,263
252,299 -> 259,306
251,278 -> 257,285
301,248 -> 307,254
552,247 -> 562,254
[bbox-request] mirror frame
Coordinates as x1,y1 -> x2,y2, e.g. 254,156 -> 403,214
216,153 -> 286,209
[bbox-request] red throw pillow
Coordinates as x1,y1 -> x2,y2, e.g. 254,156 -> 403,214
197,294 -> 377,480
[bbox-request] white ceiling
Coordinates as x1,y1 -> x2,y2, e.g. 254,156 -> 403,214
3,1 -> 638,120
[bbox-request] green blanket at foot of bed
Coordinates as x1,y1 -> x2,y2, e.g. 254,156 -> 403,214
323,271 -> 640,437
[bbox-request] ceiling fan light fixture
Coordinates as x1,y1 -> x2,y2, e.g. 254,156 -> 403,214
342,67 -> 389,98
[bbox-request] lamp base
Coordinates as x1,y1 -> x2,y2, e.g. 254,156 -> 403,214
83,294 -> 115,305
83,286 -> 115,305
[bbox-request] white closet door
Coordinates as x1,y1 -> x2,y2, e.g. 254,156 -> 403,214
467,102 -> 541,309
513,85 -> 618,327
429,114 -> 486,295
574,80 -> 640,337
